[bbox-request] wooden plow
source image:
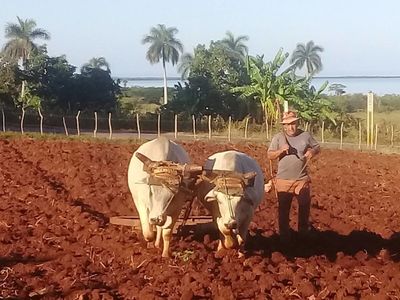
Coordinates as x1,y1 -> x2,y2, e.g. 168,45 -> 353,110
109,215 -> 214,234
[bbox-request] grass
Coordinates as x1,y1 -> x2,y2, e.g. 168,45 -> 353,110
351,110 -> 400,126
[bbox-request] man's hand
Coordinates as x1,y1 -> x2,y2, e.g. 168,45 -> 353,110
268,143 -> 290,160
281,144 -> 289,155
304,149 -> 314,160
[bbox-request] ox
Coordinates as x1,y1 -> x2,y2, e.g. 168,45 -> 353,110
197,150 -> 264,253
128,137 -> 201,257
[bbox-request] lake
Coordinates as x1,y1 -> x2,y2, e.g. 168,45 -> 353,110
121,77 -> 400,96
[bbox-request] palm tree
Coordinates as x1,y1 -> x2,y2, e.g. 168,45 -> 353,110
81,57 -> 110,73
177,52 -> 193,79
3,16 -> 50,99
290,40 -> 323,77
220,31 -> 249,62
3,16 -> 50,66
142,24 -> 183,105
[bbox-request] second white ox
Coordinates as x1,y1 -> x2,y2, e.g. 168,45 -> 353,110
128,137 -> 200,257
197,150 -> 264,251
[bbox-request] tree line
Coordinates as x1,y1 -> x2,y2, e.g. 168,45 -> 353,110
1,17 -> 364,130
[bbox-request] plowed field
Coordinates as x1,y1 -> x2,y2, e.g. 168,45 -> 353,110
1,137 -> 400,299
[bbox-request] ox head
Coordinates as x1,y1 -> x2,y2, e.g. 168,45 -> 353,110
135,152 -> 202,227
200,170 -> 256,230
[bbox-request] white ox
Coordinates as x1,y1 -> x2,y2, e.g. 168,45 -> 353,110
197,150 -> 264,252
128,137 -> 200,257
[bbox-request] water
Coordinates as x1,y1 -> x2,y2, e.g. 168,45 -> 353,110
121,77 -> 400,95
122,78 -> 184,88
312,77 -> 400,95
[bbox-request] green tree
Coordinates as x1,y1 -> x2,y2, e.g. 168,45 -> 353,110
3,16 -> 50,65
328,83 -> 346,96
24,48 -> 76,112
233,49 -> 296,137
220,31 -> 249,62
291,80 -> 337,126
169,42 -> 248,119
73,67 -> 121,113
290,40 -> 323,77
0,55 -> 21,108
142,24 -> 183,105
81,57 -> 110,73
3,16 -> 50,110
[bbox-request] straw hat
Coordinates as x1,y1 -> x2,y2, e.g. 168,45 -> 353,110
280,111 -> 299,124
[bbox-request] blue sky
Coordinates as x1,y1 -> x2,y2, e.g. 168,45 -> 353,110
1,0 -> 399,77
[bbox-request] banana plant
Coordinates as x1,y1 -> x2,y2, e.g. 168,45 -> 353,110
233,49 -> 298,136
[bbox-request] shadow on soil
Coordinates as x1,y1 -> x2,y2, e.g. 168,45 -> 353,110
178,224 -> 400,262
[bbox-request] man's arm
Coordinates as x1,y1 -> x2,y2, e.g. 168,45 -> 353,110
304,134 -> 320,159
268,134 -> 289,160
268,146 -> 289,160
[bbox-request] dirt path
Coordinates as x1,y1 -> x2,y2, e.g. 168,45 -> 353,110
1,137 -> 400,299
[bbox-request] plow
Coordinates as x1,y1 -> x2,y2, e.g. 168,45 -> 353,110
109,215 -> 214,234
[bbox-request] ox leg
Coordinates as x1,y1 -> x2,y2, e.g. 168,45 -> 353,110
236,208 -> 254,257
161,213 -> 179,258
134,200 -> 155,242
161,228 -> 172,257
155,226 -> 162,249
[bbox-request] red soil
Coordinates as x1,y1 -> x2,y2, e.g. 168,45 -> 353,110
1,137 -> 400,299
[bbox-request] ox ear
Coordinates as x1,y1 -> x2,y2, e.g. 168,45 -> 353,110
135,152 -> 154,170
243,172 -> 257,187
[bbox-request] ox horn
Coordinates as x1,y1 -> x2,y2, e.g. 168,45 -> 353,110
135,152 -> 154,168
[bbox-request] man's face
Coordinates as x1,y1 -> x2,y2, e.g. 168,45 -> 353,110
284,121 -> 298,136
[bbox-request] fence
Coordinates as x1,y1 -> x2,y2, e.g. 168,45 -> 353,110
1,108 -> 400,153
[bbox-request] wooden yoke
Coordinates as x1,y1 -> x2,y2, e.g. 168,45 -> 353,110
200,170 -> 257,196
135,152 -> 202,194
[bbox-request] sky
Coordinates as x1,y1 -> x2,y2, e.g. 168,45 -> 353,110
1,0 -> 400,78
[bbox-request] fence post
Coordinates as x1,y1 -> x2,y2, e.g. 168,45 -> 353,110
38,108 -> 44,136
20,107 -> 25,134
358,122 -> 362,150
192,115 -> 196,139
228,116 -> 232,142
321,121 -> 325,143
174,114 -> 178,139
93,112 -> 98,138
62,116 -> 69,136
136,113 -> 141,140
157,113 -> 161,137
108,112 -> 112,140
391,125 -> 394,147
76,110 -> 81,136
2,109 -> 5,132
208,115 -> 212,140
245,117 -> 249,139
374,124 -> 378,150
340,122 -> 343,150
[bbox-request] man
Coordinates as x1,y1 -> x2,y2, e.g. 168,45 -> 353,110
267,111 -> 320,242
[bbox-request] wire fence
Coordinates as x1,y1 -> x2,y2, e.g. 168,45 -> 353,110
1,107 -> 400,153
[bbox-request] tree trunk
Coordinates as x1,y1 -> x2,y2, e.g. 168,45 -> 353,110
264,107 -> 269,140
162,59 -> 168,105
